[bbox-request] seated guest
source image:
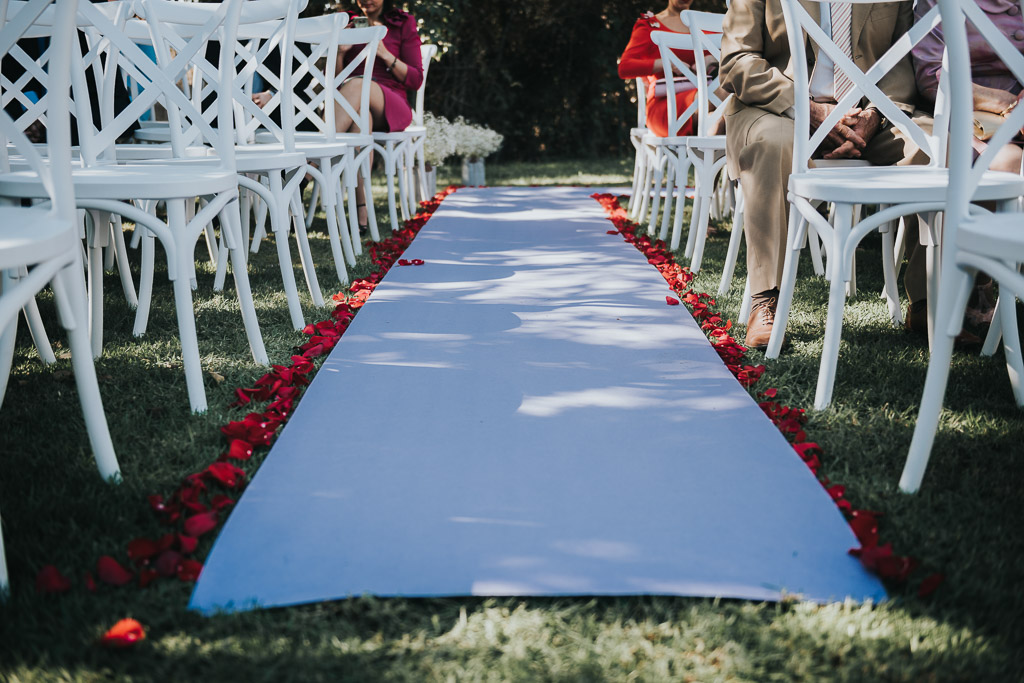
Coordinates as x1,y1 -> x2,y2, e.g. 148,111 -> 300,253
913,0 -> 1022,174
618,0 -> 712,138
719,0 -> 930,348
253,0 -> 423,232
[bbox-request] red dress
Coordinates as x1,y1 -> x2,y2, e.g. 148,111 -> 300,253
342,10 -> 423,132
618,12 -> 702,138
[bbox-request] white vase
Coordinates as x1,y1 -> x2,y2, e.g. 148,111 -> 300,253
461,157 -> 485,187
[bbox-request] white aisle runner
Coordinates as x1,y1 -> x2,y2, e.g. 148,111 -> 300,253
190,187 -> 884,614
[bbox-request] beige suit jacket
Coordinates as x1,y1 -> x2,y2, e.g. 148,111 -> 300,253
720,0 -> 917,176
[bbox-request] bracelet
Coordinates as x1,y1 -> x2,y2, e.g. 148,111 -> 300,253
387,57 -> 398,73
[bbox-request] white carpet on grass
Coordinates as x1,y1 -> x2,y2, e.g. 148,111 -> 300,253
190,186 -> 884,614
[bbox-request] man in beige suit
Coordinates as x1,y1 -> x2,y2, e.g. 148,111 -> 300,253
720,0 -> 927,348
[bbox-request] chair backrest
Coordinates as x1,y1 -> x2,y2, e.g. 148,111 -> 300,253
779,0 -> 942,174
0,0 -> 75,225
216,0 -> 306,148
940,0 -> 1024,221
649,29 -> 701,137
411,43 -> 437,127
679,10 -> 729,138
291,14 -> 384,142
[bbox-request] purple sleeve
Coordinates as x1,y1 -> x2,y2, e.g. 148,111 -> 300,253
910,0 -> 943,105
399,14 -> 423,92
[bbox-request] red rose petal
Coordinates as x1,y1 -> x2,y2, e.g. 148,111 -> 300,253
99,619 -> 146,648
96,556 -> 134,587
666,296 -> 680,306
126,538 -> 159,564
183,510 -> 219,537
918,573 -> 944,598
35,565 -> 72,594
177,534 -> 199,554
84,572 -> 97,592
177,559 -> 203,582
154,550 -> 183,578
138,568 -> 159,588
410,259 -> 425,265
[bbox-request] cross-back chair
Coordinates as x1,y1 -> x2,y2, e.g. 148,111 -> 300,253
900,0 -> 1024,492
0,0 -> 120,596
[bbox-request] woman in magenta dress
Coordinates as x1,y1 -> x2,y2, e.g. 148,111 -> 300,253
334,0 -> 423,229
618,0 -> 702,138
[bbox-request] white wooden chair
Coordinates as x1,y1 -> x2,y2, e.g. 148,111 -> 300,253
675,10 -> 729,275
407,43 -> 439,207
272,16 -> 384,284
773,0 -> 1024,410
627,77 -> 649,220
646,28 -> 702,242
900,0 -> 1024,493
0,0 -> 120,596
1,0 -> 274,413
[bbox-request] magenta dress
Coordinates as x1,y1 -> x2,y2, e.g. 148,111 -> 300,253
342,9 -> 423,132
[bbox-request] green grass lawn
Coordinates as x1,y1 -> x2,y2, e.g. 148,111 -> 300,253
1,158 -> 1021,681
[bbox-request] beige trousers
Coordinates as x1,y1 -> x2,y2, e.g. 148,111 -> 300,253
726,102 -> 932,302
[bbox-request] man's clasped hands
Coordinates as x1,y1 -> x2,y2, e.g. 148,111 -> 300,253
809,100 -> 883,160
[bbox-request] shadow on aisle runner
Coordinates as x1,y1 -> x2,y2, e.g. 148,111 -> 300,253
190,186 -> 884,614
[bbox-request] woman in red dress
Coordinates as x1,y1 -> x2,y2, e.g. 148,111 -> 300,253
618,1 -> 703,138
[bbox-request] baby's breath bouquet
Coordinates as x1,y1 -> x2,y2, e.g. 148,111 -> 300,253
422,112 -> 457,169
450,116 -> 504,162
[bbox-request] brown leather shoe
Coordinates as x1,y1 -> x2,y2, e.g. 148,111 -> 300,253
745,288 -> 779,349
904,299 -> 982,348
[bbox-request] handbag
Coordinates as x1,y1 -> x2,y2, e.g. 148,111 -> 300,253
653,77 -> 697,99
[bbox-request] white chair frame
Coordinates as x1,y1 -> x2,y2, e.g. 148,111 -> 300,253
0,0 -> 120,596
900,0 -> 1024,492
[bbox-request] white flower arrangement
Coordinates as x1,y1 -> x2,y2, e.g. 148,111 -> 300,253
449,116 -> 504,162
422,112 -> 458,168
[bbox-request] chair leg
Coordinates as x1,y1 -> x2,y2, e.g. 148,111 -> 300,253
86,210 -> 107,359
647,163 -> 664,238
739,277 -> 752,323
813,203 -> 854,410
166,200 -> 208,414
53,258 -> 120,482
361,152 -> 380,243
880,225 -> 903,326
268,171 -> 305,331
766,211 -> 805,359
718,186 -> 744,296
23,291 -> 57,365
290,187 -> 325,306
110,218 -> 138,309
683,165 -> 702,259
999,289 -> 1024,406
982,295 -> 1002,357
220,203 -> 269,368
305,177 -> 321,229
133,231 -> 156,337
688,176 -> 715,273
659,161 -> 676,243
900,267 -> 974,493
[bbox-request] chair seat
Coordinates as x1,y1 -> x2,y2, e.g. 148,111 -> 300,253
960,212 -> 1024,260
290,131 -> 373,147
132,127 -> 173,144
790,166 -> 1024,204
642,133 -> 689,146
0,206 -> 76,270
0,162 -> 237,201
232,146 -> 307,173
686,135 -> 726,150
372,130 -> 412,142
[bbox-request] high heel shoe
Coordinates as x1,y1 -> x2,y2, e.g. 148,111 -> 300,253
356,202 -> 368,235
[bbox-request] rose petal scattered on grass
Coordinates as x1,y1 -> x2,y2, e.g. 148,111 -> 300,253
35,565 -> 71,594
96,556 -> 133,587
99,619 -> 145,648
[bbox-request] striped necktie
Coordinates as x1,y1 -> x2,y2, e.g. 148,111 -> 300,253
831,2 -> 854,101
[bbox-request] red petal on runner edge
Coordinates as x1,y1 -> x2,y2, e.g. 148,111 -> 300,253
666,296 -> 680,306
410,259 -> 425,265
126,538 -> 160,564
184,510 -> 220,537
99,619 -> 146,648
178,534 -> 199,554
96,556 -> 134,587
205,462 -> 246,489
35,565 -> 72,594
918,573 -> 944,598
177,559 -> 203,582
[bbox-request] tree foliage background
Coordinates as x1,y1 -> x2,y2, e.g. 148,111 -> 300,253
308,1 -> 727,161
